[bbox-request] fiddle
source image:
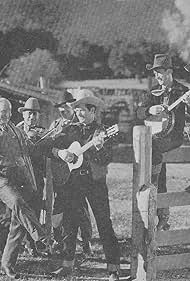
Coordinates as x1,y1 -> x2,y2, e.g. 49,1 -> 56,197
34,119 -> 72,144
26,126 -> 46,143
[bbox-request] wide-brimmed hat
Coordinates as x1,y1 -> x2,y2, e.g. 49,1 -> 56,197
72,89 -> 104,109
18,97 -> 41,113
146,54 -> 172,71
184,64 -> 190,72
54,91 -> 76,108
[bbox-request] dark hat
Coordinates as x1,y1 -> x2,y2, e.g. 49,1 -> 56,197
18,97 -> 40,113
146,54 -> 172,71
184,64 -> 190,72
54,91 -> 76,108
72,89 -> 104,109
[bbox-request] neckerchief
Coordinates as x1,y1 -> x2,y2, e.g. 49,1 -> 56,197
80,121 -> 97,140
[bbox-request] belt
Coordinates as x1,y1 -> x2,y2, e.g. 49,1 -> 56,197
79,169 -> 89,176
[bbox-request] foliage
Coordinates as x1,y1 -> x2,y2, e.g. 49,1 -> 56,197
0,0 -> 189,84
6,49 -> 62,86
0,27 -> 58,71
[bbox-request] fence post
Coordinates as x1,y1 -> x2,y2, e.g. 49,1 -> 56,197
131,125 -> 157,280
146,183 -> 157,281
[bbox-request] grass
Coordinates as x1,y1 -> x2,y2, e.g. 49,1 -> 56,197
1,163 -> 190,280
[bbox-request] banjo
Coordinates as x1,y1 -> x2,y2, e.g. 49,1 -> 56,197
144,90 -> 190,137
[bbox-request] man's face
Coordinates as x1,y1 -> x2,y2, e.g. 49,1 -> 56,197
153,68 -> 173,86
23,110 -> 39,127
0,101 -> 11,126
58,102 -> 74,119
74,104 -> 95,124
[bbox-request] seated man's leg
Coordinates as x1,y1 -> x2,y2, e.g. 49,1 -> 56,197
157,163 -> 170,230
152,135 -> 181,231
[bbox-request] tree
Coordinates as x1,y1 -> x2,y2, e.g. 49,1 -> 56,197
108,40 -> 129,78
6,48 -> 62,87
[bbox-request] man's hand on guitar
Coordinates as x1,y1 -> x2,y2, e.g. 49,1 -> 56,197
58,149 -> 75,163
181,92 -> 190,105
149,105 -> 165,115
92,134 -> 105,150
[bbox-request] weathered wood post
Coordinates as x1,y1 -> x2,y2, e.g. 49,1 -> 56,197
131,125 -> 157,281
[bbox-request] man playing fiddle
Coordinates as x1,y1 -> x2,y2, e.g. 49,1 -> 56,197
16,98 -> 46,256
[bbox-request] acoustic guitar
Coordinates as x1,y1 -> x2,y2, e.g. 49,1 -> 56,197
58,124 -> 119,182
144,90 -> 190,137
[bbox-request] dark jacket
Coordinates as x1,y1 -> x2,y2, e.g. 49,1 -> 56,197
0,121 -> 37,191
16,121 -> 46,189
136,80 -> 189,140
49,117 -> 81,187
81,121 -> 113,181
50,119 -> 113,185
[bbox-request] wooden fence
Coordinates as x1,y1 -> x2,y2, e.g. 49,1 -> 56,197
131,125 -> 190,281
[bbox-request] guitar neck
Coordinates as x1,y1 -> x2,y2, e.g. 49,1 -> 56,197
73,125 -> 118,157
167,90 -> 190,112
76,132 -> 107,156
78,140 -> 95,156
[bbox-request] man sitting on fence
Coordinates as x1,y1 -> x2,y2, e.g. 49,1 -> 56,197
136,53 -> 190,231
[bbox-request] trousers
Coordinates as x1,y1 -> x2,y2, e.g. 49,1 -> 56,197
52,183 -> 92,245
0,177 -> 45,268
61,170 -> 120,271
152,135 -> 183,222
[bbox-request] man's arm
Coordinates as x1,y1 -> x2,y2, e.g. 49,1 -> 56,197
136,91 -> 157,120
87,127 -> 113,166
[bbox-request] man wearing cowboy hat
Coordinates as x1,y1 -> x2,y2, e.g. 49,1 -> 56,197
49,90 -> 93,258
56,89 -> 120,281
0,97 -> 48,278
137,53 -> 190,231
17,97 -> 46,257
17,97 -> 44,137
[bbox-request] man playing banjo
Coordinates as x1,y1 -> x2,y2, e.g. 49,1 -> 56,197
137,53 -> 190,231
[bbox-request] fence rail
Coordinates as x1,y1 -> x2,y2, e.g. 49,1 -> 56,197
131,125 -> 190,281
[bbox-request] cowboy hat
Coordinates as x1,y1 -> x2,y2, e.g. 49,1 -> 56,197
146,54 -> 172,71
54,91 -> 76,108
72,89 -> 104,109
18,97 -> 41,113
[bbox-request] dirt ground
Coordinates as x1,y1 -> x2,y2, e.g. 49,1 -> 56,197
1,163 -> 190,280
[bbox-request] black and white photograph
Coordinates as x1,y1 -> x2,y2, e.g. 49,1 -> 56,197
0,1 -> 190,280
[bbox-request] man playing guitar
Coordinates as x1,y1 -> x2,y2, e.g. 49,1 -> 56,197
53,89 -> 120,281
137,54 -> 190,231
